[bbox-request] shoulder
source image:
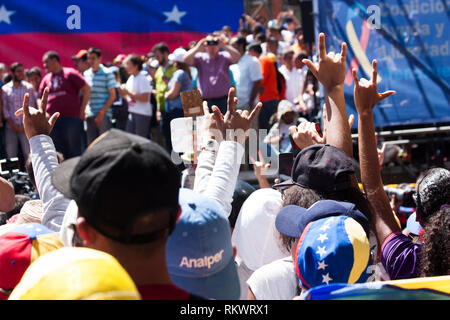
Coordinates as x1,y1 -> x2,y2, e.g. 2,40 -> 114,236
2,81 -> 12,91
22,81 -> 34,90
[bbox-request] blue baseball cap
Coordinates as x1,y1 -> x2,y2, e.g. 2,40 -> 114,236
166,188 -> 240,300
275,199 -> 370,239
294,215 -> 370,290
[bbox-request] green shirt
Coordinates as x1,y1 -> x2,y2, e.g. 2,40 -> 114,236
155,63 -> 175,112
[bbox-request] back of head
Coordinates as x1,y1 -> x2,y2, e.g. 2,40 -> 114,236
51,129 -> 181,245
229,180 -> 256,229
232,188 -> 289,271
5,195 -> 31,220
9,247 -> 140,300
415,167 -> 450,224
166,188 -> 240,300
419,205 -> 450,277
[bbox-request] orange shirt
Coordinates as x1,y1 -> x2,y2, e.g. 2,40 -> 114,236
259,54 -> 280,102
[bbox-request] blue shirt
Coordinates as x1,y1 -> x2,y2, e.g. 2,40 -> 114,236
84,65 -> 117,117
166,69 -> 193,112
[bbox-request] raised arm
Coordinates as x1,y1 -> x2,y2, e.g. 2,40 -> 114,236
183,38 -> 206,66
302,33 -> 352,157
219,36 -> 241,64
194,87 -> 261,217
353,60 -> 398,246
0,177 -> 15,212
15,88 -> 70,232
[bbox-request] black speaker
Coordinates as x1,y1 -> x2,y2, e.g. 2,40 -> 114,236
299,0 -> 315,44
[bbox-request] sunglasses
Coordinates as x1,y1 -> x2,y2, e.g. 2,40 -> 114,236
206,40 -> 219,46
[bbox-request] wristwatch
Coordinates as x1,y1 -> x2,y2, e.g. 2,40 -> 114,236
201,139 -> 219,152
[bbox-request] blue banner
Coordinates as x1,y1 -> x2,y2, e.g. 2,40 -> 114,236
314,0 -> 450,128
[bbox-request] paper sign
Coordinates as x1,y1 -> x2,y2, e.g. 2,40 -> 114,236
181,89 -> 204,117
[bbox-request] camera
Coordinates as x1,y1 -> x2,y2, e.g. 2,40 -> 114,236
384,185 -> 416,208
0,158 -> 38,199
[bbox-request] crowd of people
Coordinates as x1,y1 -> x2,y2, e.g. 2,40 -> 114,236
0,10 -> 448,301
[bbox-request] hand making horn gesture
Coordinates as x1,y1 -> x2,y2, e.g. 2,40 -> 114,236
15,87 -> 60,140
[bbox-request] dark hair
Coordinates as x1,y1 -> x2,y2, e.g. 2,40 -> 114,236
43,51 -> 60,63
419,205 -> 450,277
247,42 -> 262,55
5,195 -> 31,220
278,184 -> 373,252
294,26 -> 303,35
295,51 -> 308,61
252,24 -> 263,35
255,33 -> 266,43
88,47 -> 102,57
229,180 -> 256,229
124,54 -> 144,71
10,62 -> 23,73
26,152 -> 64,191
152,42 -> 170,55
415,167 -> 450,224
279,185 -> 323,252
26,67 -> 42,78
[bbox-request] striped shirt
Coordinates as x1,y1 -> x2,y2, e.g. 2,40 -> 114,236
83,65 -> 116,117
2,80 -> 37,127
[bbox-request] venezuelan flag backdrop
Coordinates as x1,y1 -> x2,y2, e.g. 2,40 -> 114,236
0,0 -> 244,69
314,0 -> 450,128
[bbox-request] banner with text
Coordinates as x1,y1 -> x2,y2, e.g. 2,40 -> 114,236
315,0 -> 450,128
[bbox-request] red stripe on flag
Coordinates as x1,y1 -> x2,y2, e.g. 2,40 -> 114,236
0,31 -> 205,70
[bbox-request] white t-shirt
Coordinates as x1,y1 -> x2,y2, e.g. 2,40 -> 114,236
230,53 -> 263,109
279,65 -> 307,104
247,256 -> 299,300
125,72 -> 152,116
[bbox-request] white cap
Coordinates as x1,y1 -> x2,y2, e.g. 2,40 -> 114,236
231,188 -> 289,271
149,59 -> 159,69
169,48 -> 187,63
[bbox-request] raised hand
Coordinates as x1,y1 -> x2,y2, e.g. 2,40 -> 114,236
211,87 -> 262,144
289,121 -> 325,150
302,33 -> 347,91
250,149 -> 271,179
15,87 -> 60,140
200,100 -> 224,143
352,60 -> 396,116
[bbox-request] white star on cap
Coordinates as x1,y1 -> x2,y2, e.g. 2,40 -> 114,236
322,273 -> 333,285
316,246 -> 327,258
163,5 -> 186,25
317,260 -> 328,270
0,5 -> 15,24
319,224 -> 330,232
317,233 -> 328,243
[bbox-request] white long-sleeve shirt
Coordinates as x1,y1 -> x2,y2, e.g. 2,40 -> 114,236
194,140 -> 245,218
29,134 -> 71,232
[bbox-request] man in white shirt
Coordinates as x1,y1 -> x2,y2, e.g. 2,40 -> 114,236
230,37 -> 263,111
278,47 -> 306,104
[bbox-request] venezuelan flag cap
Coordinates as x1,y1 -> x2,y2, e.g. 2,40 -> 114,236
9,247 -> 141,300
0,223 -> 63,299
295,215 -> 370,290
276,200 -> 371,290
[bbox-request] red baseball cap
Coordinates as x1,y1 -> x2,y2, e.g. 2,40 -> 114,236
72,49 -> 88,60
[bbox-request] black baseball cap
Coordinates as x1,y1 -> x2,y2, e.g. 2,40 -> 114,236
273,144 -> 355,193
51,129 -> 181,244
